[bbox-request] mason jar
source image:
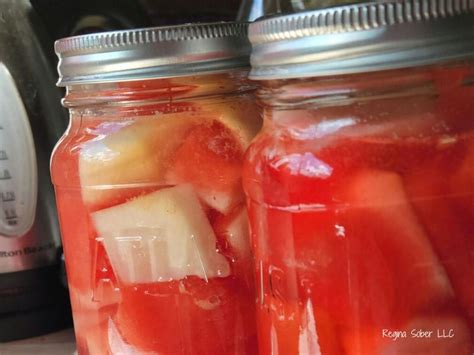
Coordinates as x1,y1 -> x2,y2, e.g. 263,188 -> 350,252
244,2 -> 474,354
51,23 -> 261,354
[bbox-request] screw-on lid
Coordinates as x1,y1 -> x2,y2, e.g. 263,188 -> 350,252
249,0 -> 474,80
55,22 -> 250,86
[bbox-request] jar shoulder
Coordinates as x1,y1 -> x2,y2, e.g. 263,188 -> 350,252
51,97 -> 262,188
243,100 -> 474,207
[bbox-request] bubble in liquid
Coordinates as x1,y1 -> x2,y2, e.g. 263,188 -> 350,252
335,224 -> 346,238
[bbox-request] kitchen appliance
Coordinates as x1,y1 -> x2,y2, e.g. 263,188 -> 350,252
0,0 -> 71,342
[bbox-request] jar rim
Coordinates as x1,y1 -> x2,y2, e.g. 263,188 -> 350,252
55,22 -> 250,86
249,0 -> 474,80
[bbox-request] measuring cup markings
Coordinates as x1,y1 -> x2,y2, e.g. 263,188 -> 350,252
0,169 -> 11,180
0,192 -> 15,202
0,107 -> 24,233
0,150 -> 7,160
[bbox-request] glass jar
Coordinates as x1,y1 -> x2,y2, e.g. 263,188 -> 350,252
51,23 -> 261,354
237,0 -> 357,21
244,2 -> 474,355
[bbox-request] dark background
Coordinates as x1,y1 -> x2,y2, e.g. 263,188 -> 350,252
31,0 -> 243,40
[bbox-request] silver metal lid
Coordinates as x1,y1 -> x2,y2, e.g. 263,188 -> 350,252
55,22 -> 250,86
249,0 -> 474,80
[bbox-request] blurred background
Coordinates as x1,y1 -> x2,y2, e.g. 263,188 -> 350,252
30,0 -> 361,40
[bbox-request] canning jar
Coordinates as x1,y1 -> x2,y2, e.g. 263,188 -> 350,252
51,23 -> 261,354
244,2 -> 474,355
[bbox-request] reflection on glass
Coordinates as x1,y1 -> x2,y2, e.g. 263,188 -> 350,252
238,0 -> 362,20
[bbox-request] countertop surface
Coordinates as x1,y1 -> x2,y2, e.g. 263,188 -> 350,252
0,329 -> 76,355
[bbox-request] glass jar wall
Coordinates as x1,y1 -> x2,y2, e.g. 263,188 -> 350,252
51,71 -> 261,354
243,63 -> 474,354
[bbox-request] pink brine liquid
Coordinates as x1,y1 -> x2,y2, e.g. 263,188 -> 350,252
243,69 -> 474,355
52,83 -> 260,354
